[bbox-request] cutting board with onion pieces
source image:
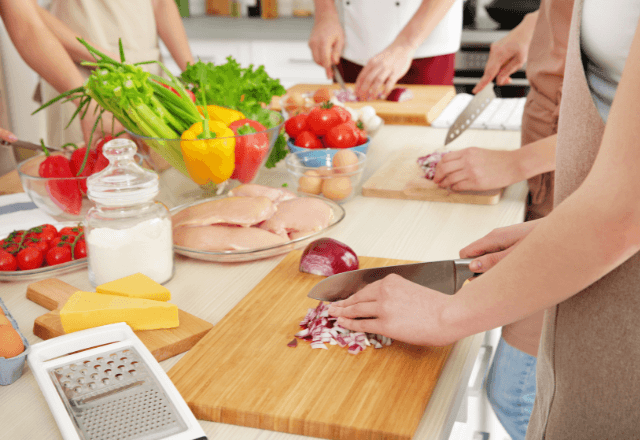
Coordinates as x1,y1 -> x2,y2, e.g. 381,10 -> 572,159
362,147 -> 504,205
274,83 -> 456,126
26,278 -> 213,362
168,250 -> 453,440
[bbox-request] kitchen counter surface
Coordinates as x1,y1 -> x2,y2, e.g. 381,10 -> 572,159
0,124 -> 527,440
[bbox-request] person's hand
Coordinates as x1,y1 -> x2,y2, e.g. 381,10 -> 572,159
327,273 -> 457,346
0,127 -> 17,143
354,45 -> 414,101
309,15 -> 345,79
460,220 -> 540,273
432,147 -> 522,191
471,23 -> 533,94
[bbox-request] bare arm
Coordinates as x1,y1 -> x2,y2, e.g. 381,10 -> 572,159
355,0 -> 458,100
309,0 -> 344,79
152,0 -> 194,71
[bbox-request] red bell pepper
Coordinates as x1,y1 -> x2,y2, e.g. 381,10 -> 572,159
70,146 -> 97,195
228,119 -> 269,184
93,135 -> 114,173
38,143 -> 82,215
156,80 -> 196,103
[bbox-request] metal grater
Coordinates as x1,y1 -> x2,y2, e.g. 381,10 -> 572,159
28,323 -> 207,440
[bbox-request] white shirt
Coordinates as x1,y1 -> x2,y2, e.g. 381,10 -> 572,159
339,0 -> 463,66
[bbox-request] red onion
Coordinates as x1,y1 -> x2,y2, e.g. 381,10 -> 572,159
386,87 -> 414,102
299,238 -> 359,276
334,89 -> 358,103
417,151 -> 448,180
293,302 -> 392,354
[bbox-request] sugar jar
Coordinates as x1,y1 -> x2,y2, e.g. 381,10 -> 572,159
84,139 -> 174,287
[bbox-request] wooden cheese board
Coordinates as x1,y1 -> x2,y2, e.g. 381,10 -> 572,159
26,278 -> 214,362
168,251 -> 453,440
273,83 -> 456,126
362,147 -> 504,205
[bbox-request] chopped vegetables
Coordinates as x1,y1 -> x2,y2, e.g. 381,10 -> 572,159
299,238 -> 359,276
417,151 -> 448,180
293,302 -> 392,354
386,87 -> 414,102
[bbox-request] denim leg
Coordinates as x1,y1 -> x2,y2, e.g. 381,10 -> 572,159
484,337 -> 537,440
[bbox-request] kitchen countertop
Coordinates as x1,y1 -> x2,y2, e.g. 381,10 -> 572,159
0,124 -> 527,440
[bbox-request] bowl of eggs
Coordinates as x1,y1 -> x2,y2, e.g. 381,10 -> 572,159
0,299 -> 29,386
285,149 -> 367,203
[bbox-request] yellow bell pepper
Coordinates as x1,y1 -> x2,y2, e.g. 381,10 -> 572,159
196,105 -> 245,126
180,120 -> 236,185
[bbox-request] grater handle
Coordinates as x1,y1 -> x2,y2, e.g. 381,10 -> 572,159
29,323 -> 134,364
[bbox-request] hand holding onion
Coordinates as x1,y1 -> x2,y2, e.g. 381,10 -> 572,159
327,273 -> 457,347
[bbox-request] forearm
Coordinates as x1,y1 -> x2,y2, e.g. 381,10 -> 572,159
512,10 -> 539,51
152,0 -> 194,70
391,0 -> 458,52
36,6 -> 95,64
513,134 -> 557,180
313,0 -> 340,22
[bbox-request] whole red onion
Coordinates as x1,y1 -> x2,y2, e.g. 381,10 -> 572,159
299,238 -> 359,276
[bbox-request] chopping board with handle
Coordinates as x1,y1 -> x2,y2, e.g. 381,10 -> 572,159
362,147 -> 503,205
168,251 -> 453,440
274,84 -> 456,126
26,278 -> 214,362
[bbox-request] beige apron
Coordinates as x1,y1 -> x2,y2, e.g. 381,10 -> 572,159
40,0 -> 161,147
526,0 -> 640,437
501,0 -> 574,357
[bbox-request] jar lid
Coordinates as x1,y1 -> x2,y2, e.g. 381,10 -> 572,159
87,139 -> 159,206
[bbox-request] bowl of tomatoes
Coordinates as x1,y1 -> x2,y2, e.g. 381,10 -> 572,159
0,222 -> 87,280
284,102 -> 371,154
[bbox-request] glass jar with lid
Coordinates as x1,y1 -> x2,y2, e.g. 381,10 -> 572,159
84,139 -> 174,287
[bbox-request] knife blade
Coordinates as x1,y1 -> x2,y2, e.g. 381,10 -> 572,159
444,86 -> 496,146
332,65 -> 348,93
0,139 -> 61,164
307,258 -> 475,302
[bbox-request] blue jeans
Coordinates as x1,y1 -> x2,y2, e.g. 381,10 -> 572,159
484,337 -> 537,440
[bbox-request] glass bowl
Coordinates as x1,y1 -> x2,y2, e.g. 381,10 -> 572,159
17,152 -> 94,222
287,137 -> 370,155
285,149 -> 367,204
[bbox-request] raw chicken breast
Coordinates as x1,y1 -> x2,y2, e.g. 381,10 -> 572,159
259,198 -> 333,236
173,225 -> 287,251
172,196 -> 277,228
229,184 -> 297,203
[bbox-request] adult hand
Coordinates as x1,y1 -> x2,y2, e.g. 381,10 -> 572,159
354,45 -> 414,101
432,147 -> 522,191
309,15 -> 345,79
459,220 -> 540,272
0,127 -> 17,143
327,274 -> 457,346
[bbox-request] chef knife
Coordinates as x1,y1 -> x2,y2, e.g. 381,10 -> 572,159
0,139 -> 62,164
307,258 -> 476,302
444,85 -> 496,146
332,64 -> 349,93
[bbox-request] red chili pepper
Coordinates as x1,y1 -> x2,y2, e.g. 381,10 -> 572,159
38,141 -> 82,215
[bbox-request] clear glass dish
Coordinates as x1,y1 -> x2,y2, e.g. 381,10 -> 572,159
170,194 -> 346,263
0,222 -> 88,282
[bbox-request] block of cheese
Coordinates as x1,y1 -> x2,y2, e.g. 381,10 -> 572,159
96,273 -> 171,302
60,291 -> 179,333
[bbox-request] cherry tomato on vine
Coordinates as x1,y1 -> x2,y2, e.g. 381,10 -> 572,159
26,238 -> 49,254
46,245 -> 72,266
17,247 -> 44,271
73,240 -> 87,260
59,226 -> 82,237
0,250 -> 17,271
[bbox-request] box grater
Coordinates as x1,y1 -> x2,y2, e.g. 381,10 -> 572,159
27,323 -> 207,440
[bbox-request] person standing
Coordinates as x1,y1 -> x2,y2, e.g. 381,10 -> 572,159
309,0 -> 462,101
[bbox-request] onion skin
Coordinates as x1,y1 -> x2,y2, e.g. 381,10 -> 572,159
299,238 -> 359,276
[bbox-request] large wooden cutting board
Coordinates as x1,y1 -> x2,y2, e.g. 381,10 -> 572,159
168,251 -> 453,440
273,84 -> 455,126
362,147 -> 504,205
26,278 -> 213,362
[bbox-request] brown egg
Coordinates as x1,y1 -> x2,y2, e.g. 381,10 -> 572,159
313,88 -> 332,103
298,170 -> 323,195
315,166 -> 334,177
322,176 -> 353,201
0,315 -> 11,327
0,325 -> 24,358
332,150 -> 359,173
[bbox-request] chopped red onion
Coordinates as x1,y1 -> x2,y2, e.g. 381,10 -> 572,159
386,87 -> 414,102
292,302 -> 392,355
334,89 -> 358,103
417,151 -> 448,180
287,338 -> 298,347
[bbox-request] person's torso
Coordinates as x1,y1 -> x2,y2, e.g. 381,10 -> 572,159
339,0 -> 463,66
526,0 -> 640,438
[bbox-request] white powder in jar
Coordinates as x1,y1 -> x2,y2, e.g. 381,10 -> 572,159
87,217 -> 174,286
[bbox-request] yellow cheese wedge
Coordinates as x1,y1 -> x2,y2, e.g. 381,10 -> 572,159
60,291 -> 179,334
95,273 -> 171,302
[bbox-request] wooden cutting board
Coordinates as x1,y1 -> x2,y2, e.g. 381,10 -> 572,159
273,83 -> 456,126
168,251 -> 453,440
362,147 -> 503,205
26,278 -> 214,362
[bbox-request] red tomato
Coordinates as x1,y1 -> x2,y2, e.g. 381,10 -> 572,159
325,123 -> 358,149
2,242 -> 18,255
51,236 -> 75,248
46,245 -> 72,266
59,226 -> 82,237
294,131 -> 323,149
26,238 -> 49,254
17,247 -> 44,270
333,106 -> 352,124
73,239 -> 87,260
285,114 -> 308,139
306,104 -> 342,137
0,250 -> 17,271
